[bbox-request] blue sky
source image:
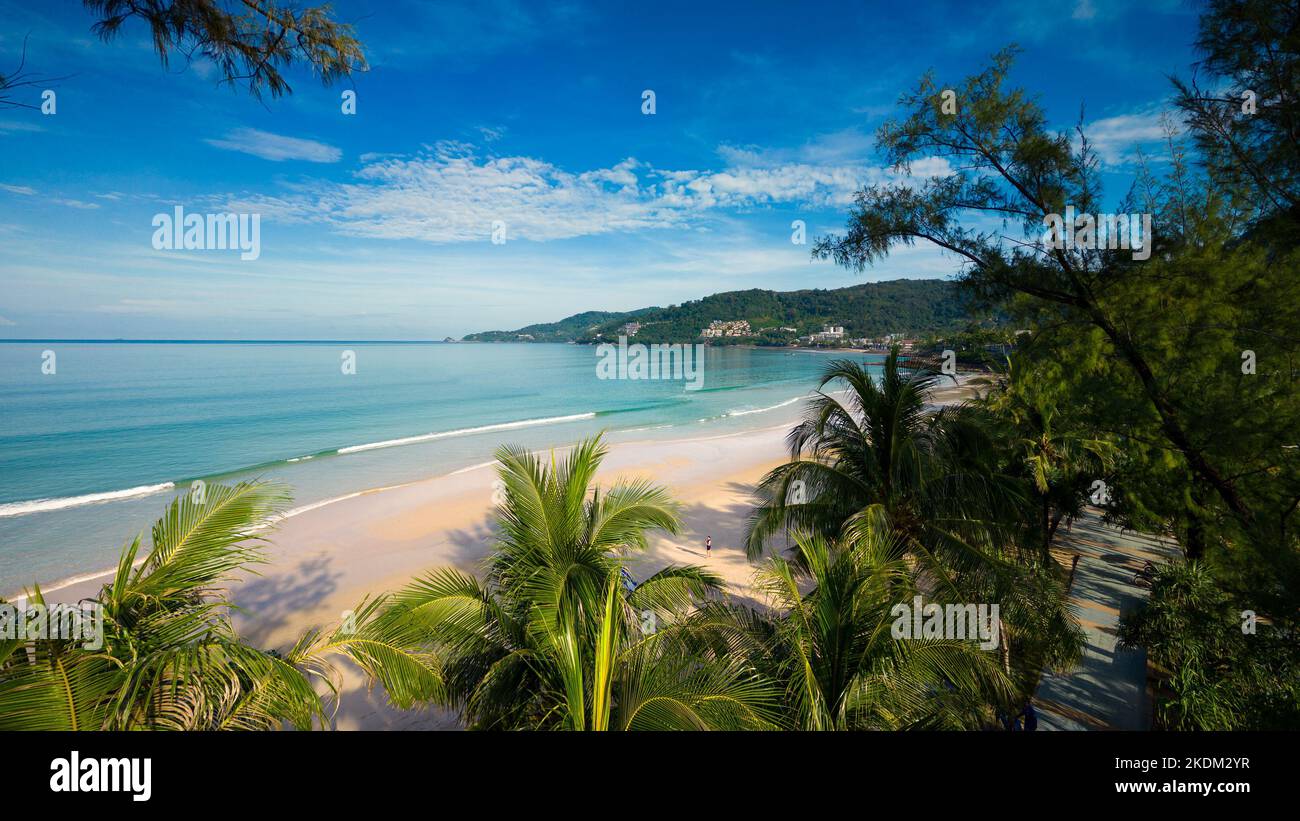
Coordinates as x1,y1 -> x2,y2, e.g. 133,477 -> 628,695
0,0 -> 1200,339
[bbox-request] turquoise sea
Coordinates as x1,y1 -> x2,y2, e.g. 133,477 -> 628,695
0,341 -> 878,593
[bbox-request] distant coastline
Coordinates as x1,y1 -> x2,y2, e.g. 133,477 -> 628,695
0,341 -> 844,592
463,278 -> 974,345
0,338 -> 451,344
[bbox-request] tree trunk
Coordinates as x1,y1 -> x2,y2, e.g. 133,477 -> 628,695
1041,496 -> 1053,558
1047,508 -> 1064,546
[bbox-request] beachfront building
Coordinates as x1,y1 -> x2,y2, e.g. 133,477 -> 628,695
621,322 -> 642,336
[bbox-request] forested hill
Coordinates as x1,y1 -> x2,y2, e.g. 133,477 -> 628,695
463,279 -> 972,345
463,310 -> 649,344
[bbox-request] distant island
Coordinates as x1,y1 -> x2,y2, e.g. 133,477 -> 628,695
464,278 -> 981,347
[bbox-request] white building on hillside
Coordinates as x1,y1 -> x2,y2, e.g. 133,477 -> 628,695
809,324 -> 847,343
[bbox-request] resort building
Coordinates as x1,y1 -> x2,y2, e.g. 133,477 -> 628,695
701,320 -> 752,338
809,324 -> 847,343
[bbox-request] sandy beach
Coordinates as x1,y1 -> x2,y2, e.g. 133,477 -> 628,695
34,375 -> 982,729
255,422 -> 794,729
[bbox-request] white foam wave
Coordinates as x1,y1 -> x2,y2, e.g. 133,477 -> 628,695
723,396 -> 803,417
0,483 -> 176,519
336,413 -> 596,454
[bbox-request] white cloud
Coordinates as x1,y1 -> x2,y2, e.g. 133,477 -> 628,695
222,141 -> 949,244
1086,106 -> 1177,166
358,151 -> 401,163
1,185 -> 104,208
206,127 -> 342,163
720,128 -> 874,167
667,163 -> 866,209
0,315 -> 15,326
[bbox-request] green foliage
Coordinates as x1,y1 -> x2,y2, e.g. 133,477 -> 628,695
746,349 -> 1027,568
818,37 -> 1300,541
0,482 -> 443,730
976,357 -> 1117,555
745,350 -> 1083,702
1118,561 -> 1300,730
375,435 -> 781,730
816,5 -> 1299,728
917,322 -> 1018,369
695,530 -> 1015,730
83,0 -> 367,99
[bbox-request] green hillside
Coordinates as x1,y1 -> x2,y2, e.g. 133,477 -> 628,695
464,279 -> 972,345
463,309 -> 651,343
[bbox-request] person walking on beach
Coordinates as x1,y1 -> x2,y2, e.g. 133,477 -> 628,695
705,536 -> 712,558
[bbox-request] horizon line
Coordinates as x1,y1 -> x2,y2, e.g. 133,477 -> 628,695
0,338 -> 459,344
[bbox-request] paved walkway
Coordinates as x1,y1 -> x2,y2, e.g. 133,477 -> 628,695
1034,508 -> 1181,730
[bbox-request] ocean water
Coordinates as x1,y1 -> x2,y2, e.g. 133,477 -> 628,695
0,341 -> 878,593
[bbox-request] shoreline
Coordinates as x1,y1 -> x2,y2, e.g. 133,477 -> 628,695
17,374 -> 982,729
7,373 -> 984,606
12,420 -> 797,606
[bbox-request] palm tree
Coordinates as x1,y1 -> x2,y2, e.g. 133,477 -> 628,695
694,529 -> 1015,729
0,481 -> 443,730
746,348 -> 1026,582
744,350 -> 1083,705
981,359 -> 1116,556
378,435 -> 780,730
